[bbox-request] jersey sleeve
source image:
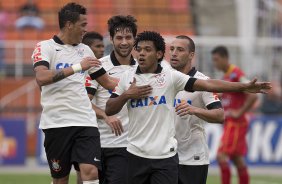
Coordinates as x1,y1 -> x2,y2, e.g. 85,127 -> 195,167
112,72 -> 128,96
84,45 -> 106,79
31,41 -> 52,69
171,70 -> 197,92
85,75 -> 98,96
202,91 -> 222,109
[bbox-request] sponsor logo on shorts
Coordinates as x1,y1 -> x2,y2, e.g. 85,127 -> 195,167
51,159 -> 62,172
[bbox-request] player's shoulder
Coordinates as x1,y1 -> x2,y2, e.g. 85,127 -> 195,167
99,55 -> 113,70
230,65 -> 245,80
118,67 -> 135,84
232,65 -> 244,74
36,38 -> 54,47
160,60 -> 172,69
99,55 -> 111,64
194,70 -> 210,80
78,43 -> 93,52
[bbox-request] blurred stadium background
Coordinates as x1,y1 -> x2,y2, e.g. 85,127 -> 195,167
0,0 -> 282,183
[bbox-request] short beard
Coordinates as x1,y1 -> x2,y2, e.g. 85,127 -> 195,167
115,48 -> 131,58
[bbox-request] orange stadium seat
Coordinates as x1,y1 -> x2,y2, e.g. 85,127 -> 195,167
1,0 -> 27,11
18,28 -> 40,40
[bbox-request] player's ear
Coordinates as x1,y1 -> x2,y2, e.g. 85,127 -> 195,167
189,52 -> 195,60
156,51 -> 163,60
110,36 -> 114,43
65,21 -> 72,29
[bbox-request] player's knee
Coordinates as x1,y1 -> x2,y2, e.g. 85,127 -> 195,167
80,165 -> 99,180
232,157 -> 246,168
216,153 -> 226,163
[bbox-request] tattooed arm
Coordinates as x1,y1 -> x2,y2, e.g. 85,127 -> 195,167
34,65 -> 74,86
34,57 -> 101,87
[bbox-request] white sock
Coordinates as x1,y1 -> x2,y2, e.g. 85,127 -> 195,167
82,180 -> 99,184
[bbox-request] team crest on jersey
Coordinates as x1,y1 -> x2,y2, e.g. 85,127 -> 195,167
154,73 -> 166,87
51,159 -> 62,172
76,48 -> 85,57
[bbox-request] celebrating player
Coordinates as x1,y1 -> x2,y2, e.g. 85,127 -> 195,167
105,31 -> 271,184
170,35 -> 224,184
86,15 -> 137,184
212,46 -> 258,184
32,3 -> 117,184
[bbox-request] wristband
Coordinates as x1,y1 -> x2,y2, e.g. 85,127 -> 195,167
72,63 -> 82,73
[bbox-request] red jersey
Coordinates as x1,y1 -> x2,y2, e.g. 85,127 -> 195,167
222,64 -> 248,123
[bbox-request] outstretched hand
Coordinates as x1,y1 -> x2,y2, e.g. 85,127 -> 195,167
125,78 -> 152,99
244,78 -> 272,93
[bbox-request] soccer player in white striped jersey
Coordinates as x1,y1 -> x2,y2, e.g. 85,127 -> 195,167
32,3 -> 118,184
105,31 -> 271,184
170,35 -> 224,184
85,15 -> 138,184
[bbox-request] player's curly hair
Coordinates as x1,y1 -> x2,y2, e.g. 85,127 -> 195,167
134,31 -> 165,62
107,15 -> 137,38
58,2 -> 86,29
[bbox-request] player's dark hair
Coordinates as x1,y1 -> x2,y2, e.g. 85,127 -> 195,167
107,15 -> 137,38
82,31 -> 103,46
211,46 -> 229,58
176,35 -> 195,53
58,2 -> 86,29
134,31 -> 165,62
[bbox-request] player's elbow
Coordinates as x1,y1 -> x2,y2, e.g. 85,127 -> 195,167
105,108 -> 112,116
35,76 -> 49,87
211,108 -> 225,124
105,102 -> 115,116
217,109 -> 225,124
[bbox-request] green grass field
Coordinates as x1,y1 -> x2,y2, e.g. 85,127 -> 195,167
0,174 -> 281,184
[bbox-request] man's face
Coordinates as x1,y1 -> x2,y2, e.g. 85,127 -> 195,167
212,53 -> 226,71
169,38 -> 193,71
135,41 -> 162,72
111,28 -> 134,57
69,14 -> 88,44
90,39 -> 104,59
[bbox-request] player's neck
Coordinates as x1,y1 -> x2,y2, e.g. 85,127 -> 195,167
57,32 -> 77,45
114,51 -> 132,65
140,63 -> 158,73
179,63 -> 192,75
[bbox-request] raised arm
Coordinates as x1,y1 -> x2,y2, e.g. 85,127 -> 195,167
95,74 -> 118,91
192,78 -> 271,94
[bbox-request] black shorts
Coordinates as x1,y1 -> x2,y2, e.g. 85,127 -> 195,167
43,126 -> 101,178
99,147 -> 128,184
127,152 -> 178,184
178,164 -> 209,184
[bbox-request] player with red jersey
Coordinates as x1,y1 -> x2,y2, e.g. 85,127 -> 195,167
212,46 -> 258,184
